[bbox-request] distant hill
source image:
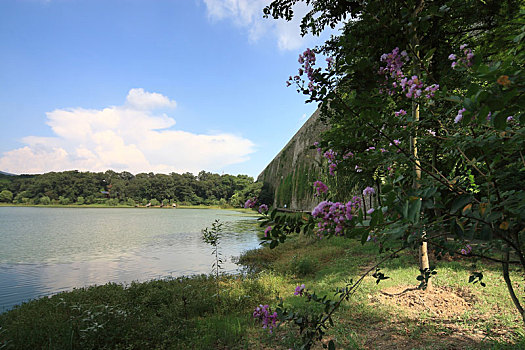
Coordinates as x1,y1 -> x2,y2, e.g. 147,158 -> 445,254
0,171 -> 16,176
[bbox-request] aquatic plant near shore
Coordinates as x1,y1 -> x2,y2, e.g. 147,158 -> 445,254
202,219 -> 224,301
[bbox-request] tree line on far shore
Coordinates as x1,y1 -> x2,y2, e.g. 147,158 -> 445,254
0,170 -> 262,207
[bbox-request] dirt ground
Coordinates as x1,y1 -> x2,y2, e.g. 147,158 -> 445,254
359,285 -> 518,349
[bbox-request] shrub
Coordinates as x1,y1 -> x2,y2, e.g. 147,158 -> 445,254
0,190 -> 13,202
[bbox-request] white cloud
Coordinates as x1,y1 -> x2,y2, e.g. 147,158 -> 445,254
126,88 -> 177,110
0,89 -> 255,174
203,0 -> 314,51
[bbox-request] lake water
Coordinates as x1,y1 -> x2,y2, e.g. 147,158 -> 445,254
0,207 -> 262,312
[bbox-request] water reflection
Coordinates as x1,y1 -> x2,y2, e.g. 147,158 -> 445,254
0,208 -> 262,312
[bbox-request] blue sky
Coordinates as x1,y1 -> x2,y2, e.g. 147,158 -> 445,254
0,0 -> 334,178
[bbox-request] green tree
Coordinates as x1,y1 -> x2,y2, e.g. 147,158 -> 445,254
0,190 -> 13,202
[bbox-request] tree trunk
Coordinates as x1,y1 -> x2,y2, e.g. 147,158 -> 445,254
412,98 -> 431,290
410,2 -> 431,289
502,250 -> 525,324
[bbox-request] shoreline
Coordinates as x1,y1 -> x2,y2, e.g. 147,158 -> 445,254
0,203 -> 255,213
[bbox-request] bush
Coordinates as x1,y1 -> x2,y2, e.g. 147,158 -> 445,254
290,255 -> 319,277
0,190 -> 13,202
107,198 -> 119,206
39,196 -> 51,205
58,196 -> 70,205
86,195 -> 95,204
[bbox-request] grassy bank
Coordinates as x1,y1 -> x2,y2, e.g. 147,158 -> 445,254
1,235 -> 524,349
0,203 -> 251,211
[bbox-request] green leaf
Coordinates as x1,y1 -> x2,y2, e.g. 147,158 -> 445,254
450,195 -> 472,214
359,228 -> 370,244
421,187 -> 437,198
382,184 -> 393,193
370,210 -> 378,228
467,83 -> 480,97
408,198 -> 422,223
423,48 -> 436,62
393,175 -> 405,184
445,95 -> 462,103
503,88 -> 518,104
477,105 -> 490,123
270,240 -> 278,249
464,97 -> 475,111
494,113 -> 507,130
402,200 -> 409,218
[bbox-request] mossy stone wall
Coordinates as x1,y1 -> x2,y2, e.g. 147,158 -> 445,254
257,109 -> 328,211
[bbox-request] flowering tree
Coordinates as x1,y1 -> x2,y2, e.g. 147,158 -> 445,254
252,0 -> 525,347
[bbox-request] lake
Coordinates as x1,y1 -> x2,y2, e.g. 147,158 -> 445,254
0,207 -> 261,312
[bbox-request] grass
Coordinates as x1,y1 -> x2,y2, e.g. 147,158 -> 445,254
1,235 -> 524,349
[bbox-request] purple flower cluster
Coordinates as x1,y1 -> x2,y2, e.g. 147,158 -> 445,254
424,84 -> 440,98
379,47 -> 439,99
313,180 -> 329,196
395,109 -> 407,117
363,186 -> 375,196
449,44 -> 474,68
258,204 -> 269,214
343,151 -> 354,160
326,57 -> 334,68
253,304 -> 278,332
323,149 -> 336,162
294,284 -> 306,296
389,139 -> 401,146
460,244 -> 472,256
401,75 -> 424,98
311,198 -> 361,236
328,163 -> 337,176
379,47 -> 409,80
264,226 -> 272,237
454,108 -> 466,123
287,48 -> 321,91
323,149 -> 339,176
286,75 -> 298,87
244,197 -> 257,209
